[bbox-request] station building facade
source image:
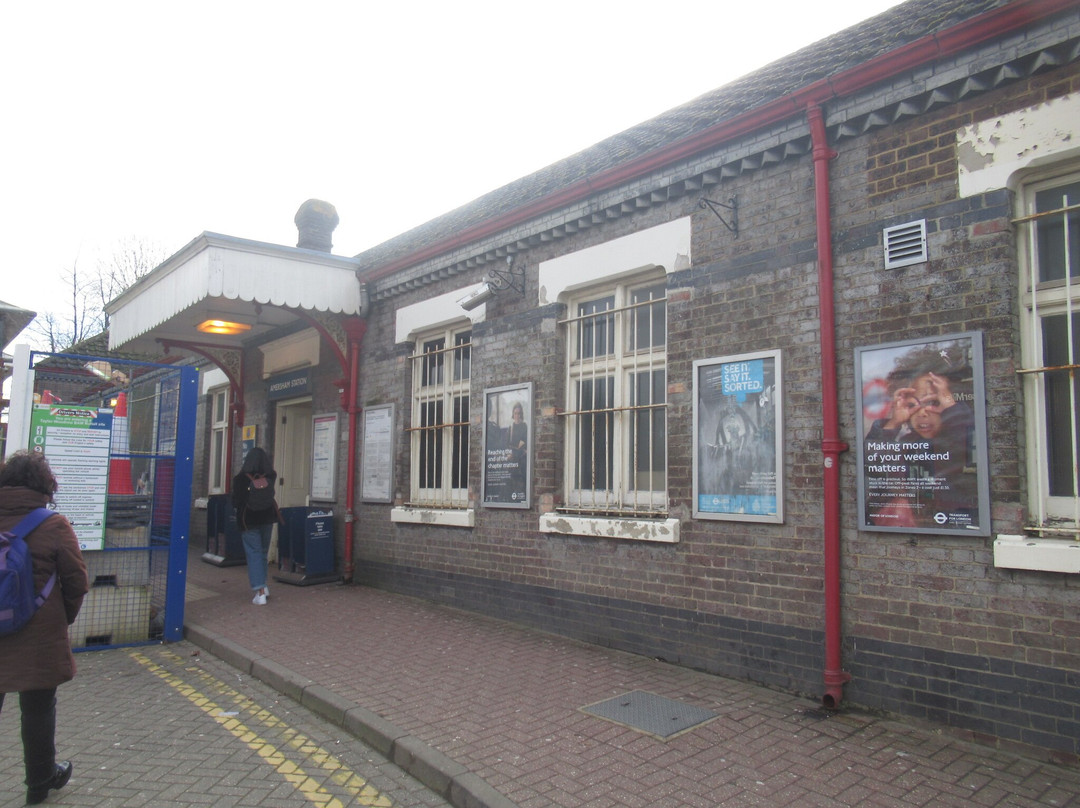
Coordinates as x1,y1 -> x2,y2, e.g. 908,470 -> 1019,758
107,0 -> 1080,760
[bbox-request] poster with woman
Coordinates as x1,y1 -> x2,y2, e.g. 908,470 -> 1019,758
482,383 -> 532,508
693,350 -> 783,522
855,332 -> 990,535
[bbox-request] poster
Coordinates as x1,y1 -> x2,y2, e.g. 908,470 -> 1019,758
855,332 -> 990,535
29,403 -> 112,550
310,413 -> 337,501
361,404 -> 394,503
693,351 -> 783,522
482,383 -> 532,508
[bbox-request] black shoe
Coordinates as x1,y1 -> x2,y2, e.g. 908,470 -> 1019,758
26,760 -> 72,805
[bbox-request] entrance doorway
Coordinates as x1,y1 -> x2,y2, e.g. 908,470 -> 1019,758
275,397 -> 312,507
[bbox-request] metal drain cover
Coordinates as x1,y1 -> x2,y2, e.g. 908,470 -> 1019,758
581,690 -> 718,739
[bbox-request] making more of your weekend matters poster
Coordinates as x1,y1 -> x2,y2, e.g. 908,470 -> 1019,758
855,332 -> 990,535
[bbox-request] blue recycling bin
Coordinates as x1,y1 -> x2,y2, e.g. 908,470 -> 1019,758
274,507 -> 337,586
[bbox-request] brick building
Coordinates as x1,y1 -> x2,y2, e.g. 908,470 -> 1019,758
107,0 -> 1080,760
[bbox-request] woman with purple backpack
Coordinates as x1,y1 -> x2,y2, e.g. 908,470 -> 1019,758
0,450 -> 88,804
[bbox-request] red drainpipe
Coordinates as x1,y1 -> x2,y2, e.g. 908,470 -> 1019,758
808,104 -> 851,708
342,317 -> 368,583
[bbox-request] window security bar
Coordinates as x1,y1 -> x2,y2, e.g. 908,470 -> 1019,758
1011,200 -> 1080,226
562,281 -> 667,515
557,295 -> 668,326
1018,188 -> 1078,529
557,402 -> 667,418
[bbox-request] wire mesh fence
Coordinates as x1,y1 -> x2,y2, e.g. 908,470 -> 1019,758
19,351 -> 198,650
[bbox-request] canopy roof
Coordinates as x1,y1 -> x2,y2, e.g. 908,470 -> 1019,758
107,232 -> 363,354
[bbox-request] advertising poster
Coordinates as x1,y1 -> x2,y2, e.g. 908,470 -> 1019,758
29,403 -> 112,550
855,332 -> 990,535
482,383 -> 532,508
693,351 -> 783,522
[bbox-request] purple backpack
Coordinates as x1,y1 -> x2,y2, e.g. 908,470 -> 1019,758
0,508 -> 57,635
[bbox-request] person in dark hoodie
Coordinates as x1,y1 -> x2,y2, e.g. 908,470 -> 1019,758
232,447 -> 280,606
0,450 -> 88,805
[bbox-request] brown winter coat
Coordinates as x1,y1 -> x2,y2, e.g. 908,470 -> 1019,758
0,487 -> 88,693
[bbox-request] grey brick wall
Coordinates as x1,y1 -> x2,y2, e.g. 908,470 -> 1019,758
343,58 -> 1080,761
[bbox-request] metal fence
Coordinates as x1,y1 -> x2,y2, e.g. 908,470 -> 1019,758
16,351 -> 197,649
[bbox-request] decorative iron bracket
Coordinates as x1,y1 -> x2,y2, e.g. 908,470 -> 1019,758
699,194 -> 738,238
484,255 -> 526,296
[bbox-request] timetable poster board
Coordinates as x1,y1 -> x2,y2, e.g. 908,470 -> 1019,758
310,413 -> 338,502
361,404 -> 394,503
29,403 -> 112,550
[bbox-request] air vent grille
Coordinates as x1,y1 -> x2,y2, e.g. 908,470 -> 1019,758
883,220 -> 928,268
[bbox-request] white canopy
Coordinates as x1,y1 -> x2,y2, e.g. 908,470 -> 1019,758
107,232 -> 363,354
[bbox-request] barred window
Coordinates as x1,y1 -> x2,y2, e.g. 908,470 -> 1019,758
1017,169 -> 1080,533
562,278 -> 666,514
409,328 -> 471,507
208,386 -> 229,494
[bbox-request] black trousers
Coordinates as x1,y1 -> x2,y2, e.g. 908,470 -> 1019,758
0,689 -> 58,786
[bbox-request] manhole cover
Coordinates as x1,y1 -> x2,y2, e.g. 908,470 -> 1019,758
581,690 -> 718,740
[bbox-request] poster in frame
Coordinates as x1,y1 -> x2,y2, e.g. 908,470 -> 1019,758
361,404 -> 395,504
693,350 -> 783,522
855,331 -> 990,535
482,382 -> 532,508
309,412 -> 338,502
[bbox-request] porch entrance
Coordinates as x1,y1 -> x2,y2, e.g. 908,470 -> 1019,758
275,397 -> 312,507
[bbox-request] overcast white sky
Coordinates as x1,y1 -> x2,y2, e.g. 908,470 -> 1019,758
2,1 -> 900,347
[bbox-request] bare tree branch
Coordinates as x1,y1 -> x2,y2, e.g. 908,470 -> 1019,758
28,237 -> 165,352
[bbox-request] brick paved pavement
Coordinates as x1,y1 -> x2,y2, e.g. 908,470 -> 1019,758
0,642 -> 450,808
182,549 -> 1080,808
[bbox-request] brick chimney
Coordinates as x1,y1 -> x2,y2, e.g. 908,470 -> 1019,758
295,199 -> 340,253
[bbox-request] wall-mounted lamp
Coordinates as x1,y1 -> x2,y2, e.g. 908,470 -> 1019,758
196,318 -> 253,335
457,283 -> 496,311
456,255 -> 526,311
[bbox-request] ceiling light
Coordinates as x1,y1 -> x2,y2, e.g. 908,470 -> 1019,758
197,319 -> 252,335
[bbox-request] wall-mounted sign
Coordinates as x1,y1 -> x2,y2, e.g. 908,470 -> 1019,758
29,403 -> 112,550
693,350 -> 783,522
361,404 -> 395,503
241,424 -> 257,456
482,383 -> 532,508
267,368 -> 312,401
310,413 -> 338,502
855,332 -> 990,535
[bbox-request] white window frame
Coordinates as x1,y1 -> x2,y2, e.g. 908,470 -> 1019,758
208,386 -> 229,495
1017,164 -> 1080,534
561,273 -> 667,515
407,326 -> 472,509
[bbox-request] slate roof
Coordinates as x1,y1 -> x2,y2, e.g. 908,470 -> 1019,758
353,0 -> 1009,274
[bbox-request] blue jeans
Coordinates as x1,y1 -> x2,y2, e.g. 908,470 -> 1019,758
0,688 -> 58,786
241,523 -> 274,590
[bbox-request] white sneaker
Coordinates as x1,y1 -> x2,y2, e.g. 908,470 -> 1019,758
252,591 -> 267,606
263,585 -> 269,598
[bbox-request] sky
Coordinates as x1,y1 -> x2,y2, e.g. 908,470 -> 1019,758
2,1 -> 901,348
